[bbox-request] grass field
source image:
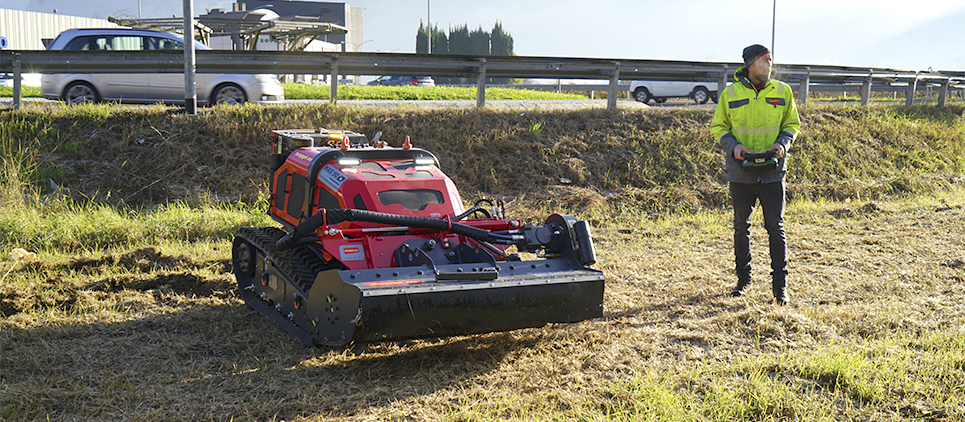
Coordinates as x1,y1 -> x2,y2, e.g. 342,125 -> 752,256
0,83 -> 586,101
1,102 -> 964,421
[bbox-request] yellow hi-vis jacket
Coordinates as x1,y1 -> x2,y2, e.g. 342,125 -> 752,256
710,67 -> 801,183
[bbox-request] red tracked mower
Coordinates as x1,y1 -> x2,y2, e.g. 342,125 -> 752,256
232,128 -> 605,347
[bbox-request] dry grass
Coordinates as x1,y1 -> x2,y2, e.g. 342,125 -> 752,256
2,103 -> 965,421
3,103 -> 962,212
2,190 -> 964,421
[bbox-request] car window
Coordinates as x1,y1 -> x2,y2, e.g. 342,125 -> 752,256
62,35 -> 145,51
107,36 -> 145,51
63,36 -> 101,51
146,36 -> 183,50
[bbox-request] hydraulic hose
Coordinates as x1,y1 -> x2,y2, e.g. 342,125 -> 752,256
275,209 -> 511,250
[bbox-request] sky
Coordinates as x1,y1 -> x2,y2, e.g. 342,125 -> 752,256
6,0 -> 965,71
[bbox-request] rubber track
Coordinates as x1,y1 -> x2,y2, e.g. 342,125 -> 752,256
235,227 -> 328,346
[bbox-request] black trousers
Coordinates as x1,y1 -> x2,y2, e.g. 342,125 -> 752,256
730,181 -> 788,285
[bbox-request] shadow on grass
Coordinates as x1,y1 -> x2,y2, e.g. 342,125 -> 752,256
0,266 -> 535,421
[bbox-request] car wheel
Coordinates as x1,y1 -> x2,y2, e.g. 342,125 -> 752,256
633,87 -> 651,104
692,86 -> 711,104
213,83 -> 247,105
63,81 -> 100,105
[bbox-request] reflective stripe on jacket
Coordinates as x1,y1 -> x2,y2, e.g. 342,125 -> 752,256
710,67 -> 801,183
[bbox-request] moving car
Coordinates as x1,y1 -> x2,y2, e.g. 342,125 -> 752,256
40,28 -> 285,105
629,80 -> 718,105
367,76 -> 435,87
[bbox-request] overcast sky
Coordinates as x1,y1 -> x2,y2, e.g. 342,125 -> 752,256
7,0 -> 965,71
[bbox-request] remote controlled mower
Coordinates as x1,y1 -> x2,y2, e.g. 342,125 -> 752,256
232,128 -> 605,347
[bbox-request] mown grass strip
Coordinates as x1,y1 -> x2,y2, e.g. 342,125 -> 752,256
282,83 -> 589,100
2,83 -> 588,100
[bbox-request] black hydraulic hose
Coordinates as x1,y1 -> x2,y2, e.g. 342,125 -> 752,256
275,209 -> 511,250
453,206 -> 491,221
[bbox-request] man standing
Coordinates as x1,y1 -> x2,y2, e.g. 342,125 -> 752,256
710,44 -> 801,305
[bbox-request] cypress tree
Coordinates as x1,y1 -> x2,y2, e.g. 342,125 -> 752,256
416,22 -> 428,54
490,22 -> 514,56
430,24 -> 448,54
448,25 -> 470,55
468,26 -> 490,55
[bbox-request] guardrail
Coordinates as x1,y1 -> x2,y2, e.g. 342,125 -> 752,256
3,50 -> 963,110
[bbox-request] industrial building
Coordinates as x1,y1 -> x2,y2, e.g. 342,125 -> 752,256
0,2 -> 364,53
1,2 -> 365,84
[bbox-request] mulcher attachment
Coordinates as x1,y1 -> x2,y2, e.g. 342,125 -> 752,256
231,128 -> 605,347
233,217 -> 604,347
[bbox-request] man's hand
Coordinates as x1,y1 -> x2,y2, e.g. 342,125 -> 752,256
767,143 -> 786,159
733,144 -> 749,160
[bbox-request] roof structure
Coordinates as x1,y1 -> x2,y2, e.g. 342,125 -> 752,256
108,10 -> 347,51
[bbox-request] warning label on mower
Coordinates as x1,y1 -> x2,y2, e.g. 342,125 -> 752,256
318,164 -> 348,191
339,245 -> 365,261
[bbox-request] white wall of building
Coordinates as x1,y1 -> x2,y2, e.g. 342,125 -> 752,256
0,8 -> 120,50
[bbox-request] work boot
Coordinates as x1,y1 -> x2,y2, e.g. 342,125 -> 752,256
773,279 -> 789,305
731,278 -> 751,297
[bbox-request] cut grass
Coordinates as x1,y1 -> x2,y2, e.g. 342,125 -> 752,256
283,83 -> 589,100
1,101 -> 965,421
0,83 -> 587,101
1,187 -> 964,421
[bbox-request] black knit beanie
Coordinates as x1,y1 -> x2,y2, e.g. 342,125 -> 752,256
742,44 -> 770,66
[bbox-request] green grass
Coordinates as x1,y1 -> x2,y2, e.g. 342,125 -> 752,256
0,83 -> 587,100
0,199 -> 272,255
580,331 -> 965,421
0,85 -> 41,98
283,83 -> 588,100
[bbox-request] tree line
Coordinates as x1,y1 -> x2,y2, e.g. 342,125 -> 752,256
415,22 -> 515,84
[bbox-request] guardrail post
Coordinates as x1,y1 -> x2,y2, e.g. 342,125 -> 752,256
938,78 -> 949,107
860,73 -> 872,106
906,74 -> 918,106
476,58 -> 486,108
12,54 -> 22,110
183,0 -> 197,116
798,68 -> 810,105
330,55 -> 339,105
607,62 -> 620,110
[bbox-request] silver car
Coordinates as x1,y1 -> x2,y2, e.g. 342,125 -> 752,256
40,28 -> 285,105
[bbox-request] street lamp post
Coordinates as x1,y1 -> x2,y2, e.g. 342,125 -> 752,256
350,39 -> 374,52
771,0 -> 776,58
427,0 -> 431,53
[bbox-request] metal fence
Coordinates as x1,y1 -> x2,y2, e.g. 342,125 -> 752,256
3,50 -> 964,109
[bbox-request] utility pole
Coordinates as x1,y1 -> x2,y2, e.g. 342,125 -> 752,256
771,0 -> 776,58
427,0 -> 431,54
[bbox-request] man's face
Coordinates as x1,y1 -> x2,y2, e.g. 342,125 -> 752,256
749,53 -> 773,84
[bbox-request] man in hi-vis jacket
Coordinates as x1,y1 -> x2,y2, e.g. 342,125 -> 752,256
710,44 -> 801,305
